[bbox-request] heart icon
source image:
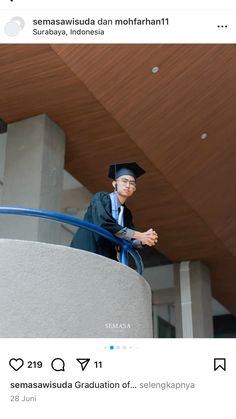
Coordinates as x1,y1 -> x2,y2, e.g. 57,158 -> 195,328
9,358 -> 24,371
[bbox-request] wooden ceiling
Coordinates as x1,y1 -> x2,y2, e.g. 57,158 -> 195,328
0,44 -> 235,314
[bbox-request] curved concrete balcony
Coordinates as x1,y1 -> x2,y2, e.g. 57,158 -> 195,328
0,239 -> 153,338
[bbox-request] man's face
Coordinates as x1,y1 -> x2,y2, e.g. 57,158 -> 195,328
115,175 -> 136,198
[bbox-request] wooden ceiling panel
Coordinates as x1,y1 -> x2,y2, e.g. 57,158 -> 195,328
0,45 -> 124,144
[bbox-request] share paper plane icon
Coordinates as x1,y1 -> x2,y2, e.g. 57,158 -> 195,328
76,358 -> 90,371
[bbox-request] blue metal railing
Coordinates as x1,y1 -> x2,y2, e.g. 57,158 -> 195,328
0,207 -> 144,275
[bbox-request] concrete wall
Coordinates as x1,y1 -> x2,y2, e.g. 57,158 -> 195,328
0,239 -> 153,338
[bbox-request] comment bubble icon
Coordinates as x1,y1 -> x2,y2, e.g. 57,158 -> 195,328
51,358 -> 65,372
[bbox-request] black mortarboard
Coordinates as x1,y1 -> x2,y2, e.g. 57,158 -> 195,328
108,162 -> 145,180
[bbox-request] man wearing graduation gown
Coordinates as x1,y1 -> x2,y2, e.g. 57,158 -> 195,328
70,162 -> 158,260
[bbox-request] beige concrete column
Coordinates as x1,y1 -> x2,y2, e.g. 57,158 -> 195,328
174,261 -> 214,337
0,114 -> 65,244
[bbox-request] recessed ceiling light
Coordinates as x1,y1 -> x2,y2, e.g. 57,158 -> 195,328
152,66 -> 159,74
200,132 -> 208,140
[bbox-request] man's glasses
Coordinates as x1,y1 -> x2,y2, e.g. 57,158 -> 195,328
119,178 -> 136,188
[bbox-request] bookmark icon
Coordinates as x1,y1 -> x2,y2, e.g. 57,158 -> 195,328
214,358 -> 226,371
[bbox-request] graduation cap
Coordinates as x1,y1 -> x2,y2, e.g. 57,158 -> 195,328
108,162 -> 145,180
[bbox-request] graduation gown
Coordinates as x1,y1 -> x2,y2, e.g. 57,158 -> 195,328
70,191 -> 134,260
